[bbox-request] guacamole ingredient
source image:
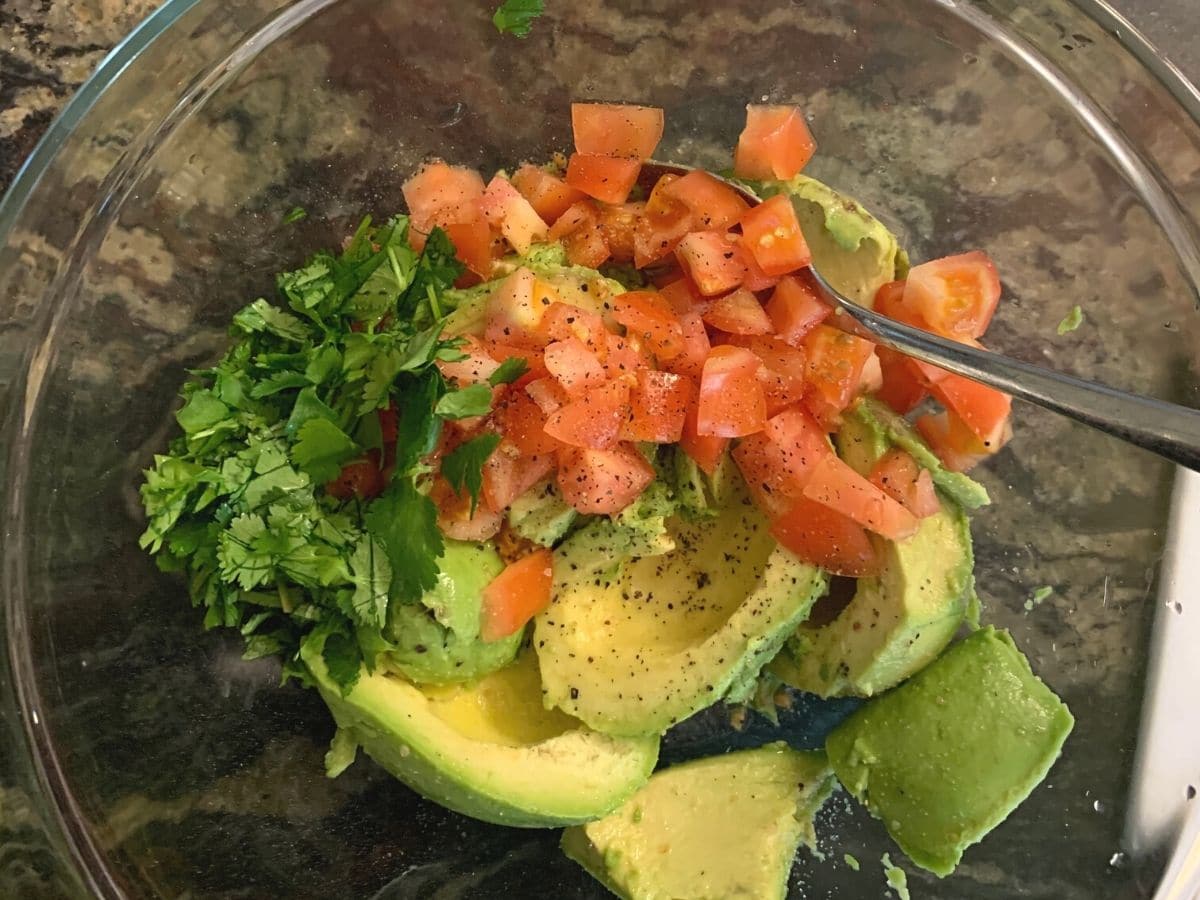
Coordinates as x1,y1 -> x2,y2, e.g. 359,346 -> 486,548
826,627 -> 1074,876
479,547 -> 553,641
844,853 -> 860,872
1025,585 -> 1054,611
881,854 -> 911,900
1057,304 -> 1084,335
492,0 -> 545,38
734,105 -> 818,181
562,743 -> 835,900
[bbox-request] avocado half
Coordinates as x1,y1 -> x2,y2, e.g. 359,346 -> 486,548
302,635 -> 659,827
534,472 -> 827,737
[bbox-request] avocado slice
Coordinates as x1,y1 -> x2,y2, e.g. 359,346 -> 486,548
535,472 -> 827,736
562,743 -> 836,900
770,408 -> 974,698
507,479 -> 578,547
302,636 -> 659,827
826,628 -> 1074,876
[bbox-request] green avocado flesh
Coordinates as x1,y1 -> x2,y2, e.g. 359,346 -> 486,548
535,473 -> 827,736
562,743 -> 836,900
826,627 -> 1074,876
303,636 -> 659,828
770,409 -> 974,698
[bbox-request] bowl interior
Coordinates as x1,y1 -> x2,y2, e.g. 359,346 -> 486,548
3,0 -> 1200,897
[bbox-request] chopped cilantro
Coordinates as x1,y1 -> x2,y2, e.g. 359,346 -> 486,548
1057,305 -> 1084,335
283,206 -> 308,224
1024,585 -> 1054,611
493,0 -> 544,38
435,383 -> 494,419
442,433 -> 502,512
488,356 -> 529,386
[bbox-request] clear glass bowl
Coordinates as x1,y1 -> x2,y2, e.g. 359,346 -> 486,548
2,1 -> 1198,897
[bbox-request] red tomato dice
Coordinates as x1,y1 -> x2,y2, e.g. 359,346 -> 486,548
441,213 -> 497,278
479,175 -> 550,255
547,200 -> 611,268
662,305 -> 711,380
402,161 -> 487,248
612,291 -> 685,361
565,154 -> 642,205
543,378 -> 632,449
432,476 -> 504,542
603,332 -> 655,378
702,288 -> 774,336
770,497 -> 881,577
802,455 -> 920,542
524,377 -> 571,415
494,388 -> 562,456
696,345 -> 767,437
571,103 -> 665,159
480,549 -> 555,642
542,301 -> 610,358
875,347 -> 929,414
733,336 -> 808,415
802,324 -> 877,423
437,335 -> 500,387
915,410 -> 998,473
731,405 -> 831,518
765,275 -> 830,346
869,449 -> 941,519
926,371 -> 1013,450
660,171 -> 750,232
738,194 -> 812,276
597,201 -> 644,263
511,163 -> 587,224
735,239 -> 782,292
557,443 -> 655,515
676,231 -> 747,296
544,337 -> 609,396
325,455 -> 385,501
482,447 -> 556,511
903,251 -> 1001,340
622,370 -> 694,443
733,105 -> 817,181
634,174 -> 695,268
680,399 -> 730,475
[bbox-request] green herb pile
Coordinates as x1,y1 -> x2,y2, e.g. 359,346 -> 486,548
139,217 -> 520,693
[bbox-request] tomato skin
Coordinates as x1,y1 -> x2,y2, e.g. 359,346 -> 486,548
480,175 -> 550,255
378,404 -> 399,445
633,174 -> 694,268
702,288 -> 774,336
660,170 -> 750,232
612,291 -> 685,361
442,213 -> 497,278
547,200 -> 611,268
802,454 -> 920,542
765,275 -> 830,346
571,103 -> 665,159
679,399 -> 730,475
915,410 -> 995,472
731,405 -> 831,518
597,202 -> 643,263
770,497 -> 881,578
325,455 -> 386,501
565,154 -> 642,205
733,105 -> 817,181
480,549 -> 555,642
802,324 -> 876,423
925,371 -> 1012,449
738,194 -> 812,276
622,370 -> 694,443
696,345 -> 768,438
543,378 -> 632,449
903,251 -> 1001,339
494,388 -> 562,456
735,240 -> 782,292
511,163 -> 586,224
482,447 -> 556,511
675,231 -> 747,296
869,449 -> 941,518
557,443 -> 655,515
544,337 -> 609,396
402,161 -> 487,248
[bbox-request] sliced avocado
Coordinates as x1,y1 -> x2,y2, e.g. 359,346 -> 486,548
562,743 -> 835,900
379,540 -> 521,684
747,175 -> 903,306
826,628 -> 1074,876
507,479 -> 578,547
770,410 -> 973,698
535,472 -> 827,736
303,636 -> 659,827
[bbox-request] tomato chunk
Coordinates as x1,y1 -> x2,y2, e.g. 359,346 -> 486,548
433,476 -> 504,542
543,378 -> 631,449
738,194 -> 812,276
482,447 -> 556,512
732,336 -> 808,415
732,406 -> 831,519
875,347 -> 928,414
480,549 -> 555,642
485,268 -> 552,347
325,455 -> 385,501
402,161 -> 487,248
511,163 -> 586,224
571,103 -> 665,160
733,105 -> 817,181
524,376 -> 570,415
542,301 -> 610,358
802,324 -> 876,425
765,275 -> 830,346
597,202 -> 644,263
696,346 -> 767,437
480,175 -> 549,255
903,251 -> 1001,340
495,388 -> 562,456
770,497 -> 881,577
612,291 -> 685,361
702,288 -> 773,336
557,443 -> 655,515
926,371 -> 1012,450
915,410 -> 998,473
662,305 -> 711,380
603,332 -> 655,378
869,449 -> 941,519
633,174 -> 694,268
802,454 -> 920,542
680,400 -> 729,475
548,200 -> 611,269
661,171 -> 750,232
622,370 -> 694,443
565,154 -> 642,205
544,337 -> 609,396
735,240 -> 782,292
676,231 -> 747,296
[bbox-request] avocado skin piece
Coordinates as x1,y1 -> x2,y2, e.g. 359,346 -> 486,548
302,635 -> 659,828
562,743 -> 835,900
826,627 -> 1074,876
770,408 -> 974,698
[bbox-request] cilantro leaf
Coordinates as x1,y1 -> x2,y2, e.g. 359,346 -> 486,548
435,383 -> 494,419
392,371 -> 445,474
285,385 -> 338,439
232,298 -> 311,343
283,206 -> 307,224
493,0 -> 544,37
402,228 -> 465,320
1056,305 -> 1084,336
176,390 -> 232,436
290,418 -> 361,483
347,536 -> 392,630
441,433 -> 501,513
250,371 -> 311,399
364,479 -> 443,604
321,628 -> 363,695
489,356 -> 529,386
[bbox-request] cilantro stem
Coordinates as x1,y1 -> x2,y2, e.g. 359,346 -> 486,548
427,283 -> 442,320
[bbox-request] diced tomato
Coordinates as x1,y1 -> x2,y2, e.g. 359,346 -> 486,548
479,175 -> 549,255
634,174 -> 694,268
926,371 -> 1012,450
544,337 -> 609,396
733,105 -> 817,181
571,103 -> 664,160
547,200 -> 611,268
402,161 -> 487,249
597,202 -> 643,263
524,377 -> 570,415
702,288 -> 773,336
676,231 -> 747,296
658,277 -> 703,314
802,325 -> 876,424
770,497 -> 881,577
735,240 -> 781,292
869,449 -> 940,519
432,476 -> 504,541
480,549 -> 555,642
696,345 -> 767,438
485,268 -> 547,347
915,410 -> 998,473
565,154 -> 642,205
858,351 -> 883,394
660,171 -> 750,232
482,342 -> 548,382
544,378 -> 631,449
765,275 -> 830,346
731,405 -> 831,517
483,447 -> 556,511
438,335 -> 500,386
511,163 -> 586,224
903,251 -> 1001,340
602,333 -> 655,378
622,370 -> 694,442
442,213 -> 497,278
325,455 -> 385,501
541,302 -> 610,358
680,399 -> 729,474
662,305 -> 711,380
495,388 -> 562,456
738,194 -> 812,276
872,279 -> 918,323
612,291 -> 684,361
802,454 -> 920,542
557,443 -> 655,515
732,336 -> 808,415
875,347 -> 928,414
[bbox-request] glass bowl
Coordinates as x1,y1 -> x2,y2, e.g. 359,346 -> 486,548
2,1 -> 1198,897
